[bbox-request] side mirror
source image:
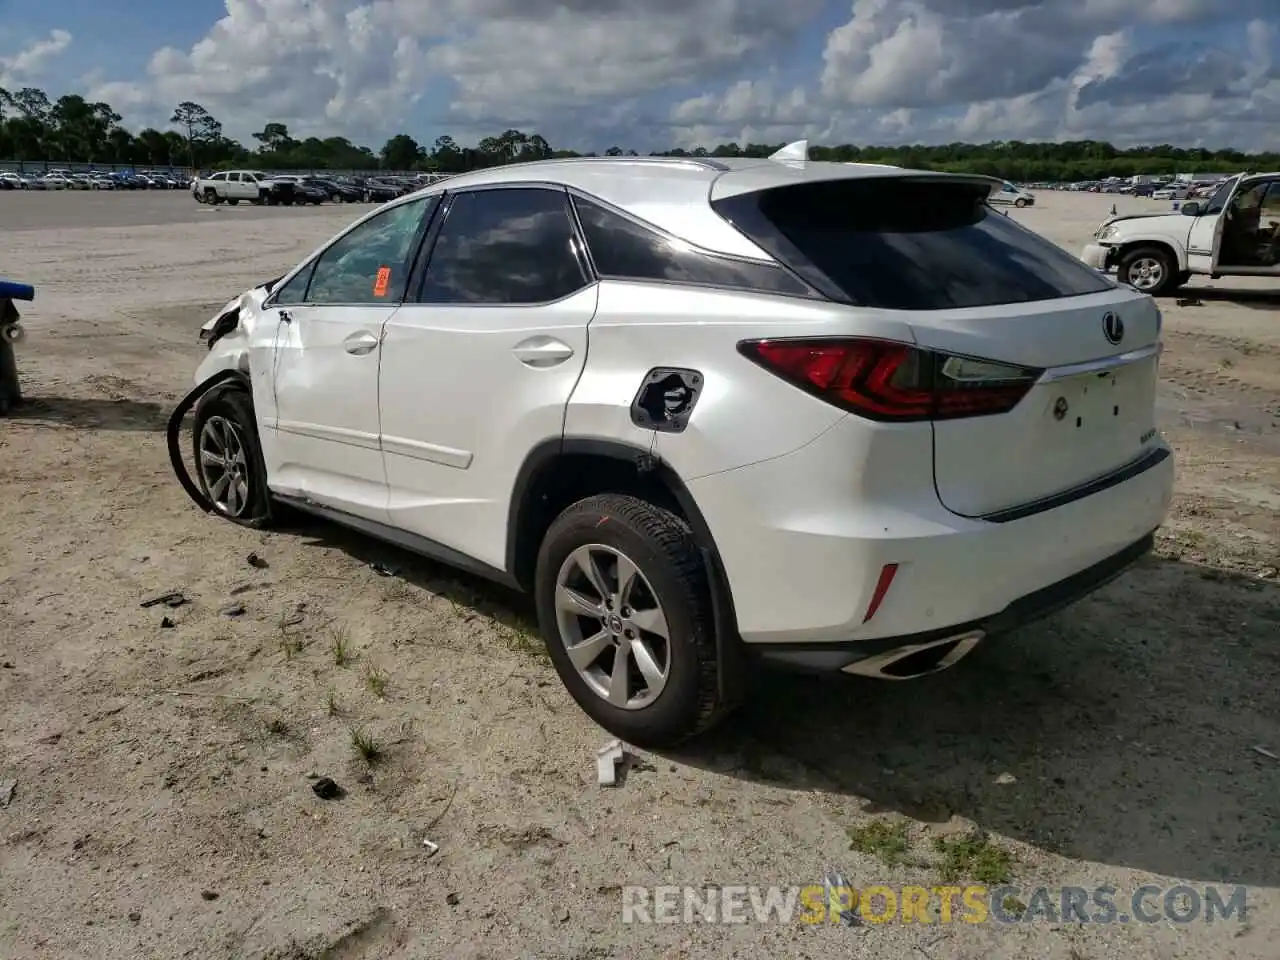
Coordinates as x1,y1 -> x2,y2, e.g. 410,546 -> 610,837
1180,201 -> 1200,217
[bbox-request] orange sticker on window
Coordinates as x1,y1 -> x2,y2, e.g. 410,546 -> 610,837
373,266 -> 391,297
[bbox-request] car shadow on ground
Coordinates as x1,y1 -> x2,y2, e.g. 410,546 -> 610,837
667,555 -> 1280,888
5,395 -> 169,430
1172,285 -> 1280,310
274,516 -> 1280,887
285,513 -> 538,624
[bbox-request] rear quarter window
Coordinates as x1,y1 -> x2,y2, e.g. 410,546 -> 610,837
713,179 -> 1112,311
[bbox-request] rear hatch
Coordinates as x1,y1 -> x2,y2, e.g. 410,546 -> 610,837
712,170 -> 1163,518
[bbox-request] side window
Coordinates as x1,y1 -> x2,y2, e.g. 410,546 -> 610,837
418,188 -> 587,304
305,196 -> 437,305
1259,182 -> 1280,223
209,172 -> 226,182
1203,179 -> 1237,216
272,262 -> 315,304
573,195 -> 811,296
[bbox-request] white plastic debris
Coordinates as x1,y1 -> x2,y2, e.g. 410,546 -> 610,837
994,772 -> 1017,785
597,739 -> 626,787
422,838 -> 439,856
1251,745 -> 1278,761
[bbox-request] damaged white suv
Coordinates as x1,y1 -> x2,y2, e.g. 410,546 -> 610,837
173,145 -> 1173,746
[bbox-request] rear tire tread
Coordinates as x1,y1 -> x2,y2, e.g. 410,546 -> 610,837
535,493 -> 728,747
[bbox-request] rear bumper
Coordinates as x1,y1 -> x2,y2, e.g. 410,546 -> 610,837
752,531 -> 1155,673
688,415 -> 1174,650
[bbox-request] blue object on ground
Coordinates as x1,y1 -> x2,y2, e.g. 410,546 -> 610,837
0,280 -> 35,302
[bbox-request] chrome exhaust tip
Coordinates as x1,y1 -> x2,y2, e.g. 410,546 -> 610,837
840,629 -> 985,680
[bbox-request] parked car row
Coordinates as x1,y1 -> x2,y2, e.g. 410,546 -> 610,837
190,170 -> 440,206
0,169 -> 192,190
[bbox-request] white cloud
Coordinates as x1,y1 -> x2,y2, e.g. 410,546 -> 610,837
0,28 -> 72,89
66,0 -> 1280,151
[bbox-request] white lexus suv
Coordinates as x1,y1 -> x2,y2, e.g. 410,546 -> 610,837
172,144 -> 1174,747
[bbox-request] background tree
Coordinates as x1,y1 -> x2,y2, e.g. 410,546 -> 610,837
0,83 -> 1277,178
380,133 -> 423,170
170,101 -> 221,168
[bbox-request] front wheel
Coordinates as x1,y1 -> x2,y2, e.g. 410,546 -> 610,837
534,493 -> 730,748
1015,197 -> 1028,208
1117,245 -> 1178,296
191,389 -> 274,528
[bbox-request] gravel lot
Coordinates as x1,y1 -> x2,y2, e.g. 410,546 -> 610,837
1,189 -> 1277,959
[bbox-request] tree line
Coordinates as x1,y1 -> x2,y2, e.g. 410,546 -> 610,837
3,86 -> 1277,181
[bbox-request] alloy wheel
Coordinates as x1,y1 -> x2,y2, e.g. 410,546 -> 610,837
197,415 -> 251,517
554,544 -> 671,710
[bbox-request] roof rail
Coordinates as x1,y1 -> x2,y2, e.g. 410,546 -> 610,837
518,155 -> 730,172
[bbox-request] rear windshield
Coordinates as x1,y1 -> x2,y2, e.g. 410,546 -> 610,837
712,179 -> 1112,310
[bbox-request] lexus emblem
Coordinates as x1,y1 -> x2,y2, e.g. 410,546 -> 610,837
1102,311 -> 1124,345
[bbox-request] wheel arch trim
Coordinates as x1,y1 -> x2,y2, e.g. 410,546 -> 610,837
507,437 -> 746,704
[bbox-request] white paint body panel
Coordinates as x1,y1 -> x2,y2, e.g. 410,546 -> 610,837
378,285 -> 599,569
189,157 -> 1174,654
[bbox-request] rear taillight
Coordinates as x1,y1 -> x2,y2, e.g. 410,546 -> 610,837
737,337 -> 1042,421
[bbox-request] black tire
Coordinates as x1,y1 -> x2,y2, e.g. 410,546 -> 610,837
1116,245 -> 1177,296
534,493 -> 729,748
191,388 -> 274,528
1014,197 -> 1028,208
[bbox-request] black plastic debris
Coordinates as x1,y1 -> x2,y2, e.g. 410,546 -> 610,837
140,591 -> 188,609
311,777 -> 344,800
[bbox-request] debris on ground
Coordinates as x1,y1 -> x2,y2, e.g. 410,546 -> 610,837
422,838 -> 439,857
2,661 -> 12,669
159,616 -> 175,629
824,870 -> 862,927
140,591 -> 189,609
127,911 -> 141,924
994,772 -> 1017,785
219,603 -> 246,618
0,779 -> 16,807
370,562 -> 399,577
311,777 -> 344,800
597,739 -> 627,787
1176,297 -> 1203,307
200,890 -> 219,902
445,892 -> 460,906
1251,745 -> 1278,761
246,552 -> 269,569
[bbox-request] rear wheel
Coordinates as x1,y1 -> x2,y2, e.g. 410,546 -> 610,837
1117,245 -> 1177,296
192,389 -> 274,528
1015,197 -> 1028,207
534,493 -> 730,747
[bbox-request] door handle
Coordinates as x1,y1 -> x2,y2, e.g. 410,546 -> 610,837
512,336 -> 574,367
343,330 -> 380,356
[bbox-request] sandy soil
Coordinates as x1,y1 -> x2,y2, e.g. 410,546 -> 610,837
1,189 -> 1277,960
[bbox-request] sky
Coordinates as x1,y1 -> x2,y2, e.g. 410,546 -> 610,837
1,0 -> 1278,154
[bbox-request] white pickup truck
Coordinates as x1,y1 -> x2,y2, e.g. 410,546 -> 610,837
192,170 -> 297,206
1080,172 -> 1280,295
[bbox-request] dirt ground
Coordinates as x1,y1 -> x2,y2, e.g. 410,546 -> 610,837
1,189 -> 1277,960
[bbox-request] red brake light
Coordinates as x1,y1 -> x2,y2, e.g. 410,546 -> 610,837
738,337 -> 1041,421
